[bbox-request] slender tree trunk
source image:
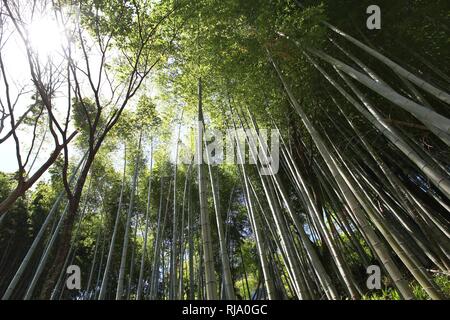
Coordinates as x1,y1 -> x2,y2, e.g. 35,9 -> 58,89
24,203 -> 69,300
137,143 -> 153,300
170,110 -> 184,299
116,133 -> 142,299
150,179 -> 172,299
268,51 -> 414,299
322,21 -> 450,104
197,78 -> 218,300
99,145 -> 127,300
226,103 -> 277,299
2,155 -> 86,300
202,120 -> 236,300
188,179 -> 195,300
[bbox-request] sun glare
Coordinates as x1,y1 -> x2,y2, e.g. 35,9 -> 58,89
28,17 -> 64,57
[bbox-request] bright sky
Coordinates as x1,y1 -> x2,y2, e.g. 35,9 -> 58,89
0,2 -> 180,186
0,4 -> 153,176
0,9 -> 67,177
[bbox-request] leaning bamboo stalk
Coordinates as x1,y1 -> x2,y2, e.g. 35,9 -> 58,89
246,106 -> 348,299
232,107 -> 308,298
323,127 -> 444,299
268,50 -> 414,299
246,176 -> 301,299
270,111 -> 361,298
340,151 -> 444,299
332,97 -> 450,254
227,109 -> 277,299
288,1 -> 450,105
336,68 -> 450,199
329,37 -> 450,147
326,107 -> 450,270
238,108 -> 342,299
305,52 -> 450,200
308,48 -> 450,135
51,179 -> 93,300
2,153 -> 87,300
322,21 -> 450,104
24,203 -> 69,300
279,133 -> 360,298
251,162 -> 307,297
202,122 -> 236,300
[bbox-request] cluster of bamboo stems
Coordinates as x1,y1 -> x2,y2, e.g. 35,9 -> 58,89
1,19 -> 449,301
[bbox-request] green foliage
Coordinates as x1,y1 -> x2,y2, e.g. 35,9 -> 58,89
362,274 -> 450,300
1,0 -> 449,301
362,287 -> 401,300
72,98 -> 100,134
410,274 -> 450,300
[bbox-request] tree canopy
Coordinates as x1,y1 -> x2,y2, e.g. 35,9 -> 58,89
0,0 -> 449,300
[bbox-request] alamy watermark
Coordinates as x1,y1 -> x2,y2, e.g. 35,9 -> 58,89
366,5 -> 381,30
366,265 -> 381,290
66,265 -> 81,290
174,122 -> 280,176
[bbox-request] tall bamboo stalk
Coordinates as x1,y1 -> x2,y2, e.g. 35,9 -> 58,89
197,78 -> 218,300
99,145 -> 127,300
268,50 -> 414,299
137,143 -> 153,300
116,134 -> 142,300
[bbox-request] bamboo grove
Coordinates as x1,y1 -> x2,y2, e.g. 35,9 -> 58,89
0,0 -> 449,300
